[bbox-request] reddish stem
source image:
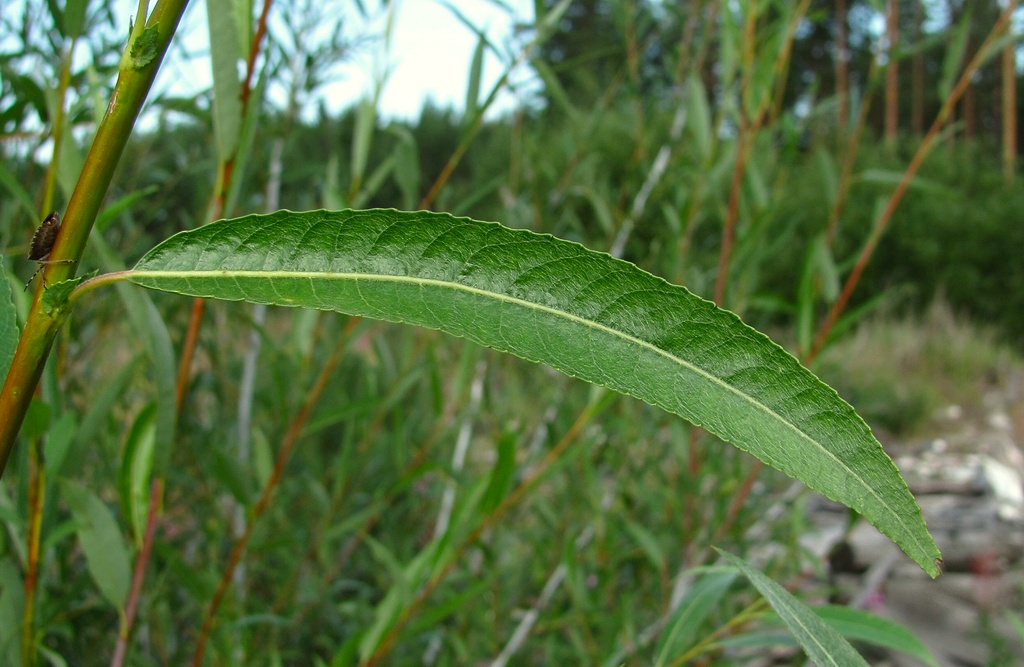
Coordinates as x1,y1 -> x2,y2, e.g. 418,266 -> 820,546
241,0 -> 274,110
713,130 -> 749,306
174,298 -> 206,410
22,442 -> 45,667
111,478 -> 164,667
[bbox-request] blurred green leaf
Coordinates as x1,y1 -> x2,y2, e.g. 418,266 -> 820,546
797,234 -> 839,355
23,399 -> 52,441
812,605 -> 940,667
465,31 -> 486,120
208,444 -> 254,506
655,568 -> 737,666
940,8 -> 973,100
35,643 -> 69,667
686,76 -> 712,161
63,0 -> 89,38
815,147 -> 838,207
118,403 -> 156,546
359,534 -> 415,660
387,125 -> 421,210
568,186 -> 615,235
717,549 -> 869,666
71,354 -> 142,470
224,59 -> 266,215
231,0 -> 253,58
252,428 -> 273,489
43,412 -> 77,478
60,480 -> 131,611
410,579 -> 489,634
206,0 -> 243,159
1006,610 -> 1024,645
0,262 -> 18,383
0,161 -> 38,218
329,631 -> 363,667
0,556 -> 24,665
855,169 -> 951,195
350,98 -> 376,189
95,187 -> 160,233
623,519 -> 665,571
533,58 -> 576,119
90,234 -> 176,475
481,431 -> 516,513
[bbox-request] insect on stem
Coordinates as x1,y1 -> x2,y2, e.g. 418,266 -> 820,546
25,211 -> 75,291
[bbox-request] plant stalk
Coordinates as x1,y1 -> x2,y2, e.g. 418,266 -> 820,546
0,0 -> 190,478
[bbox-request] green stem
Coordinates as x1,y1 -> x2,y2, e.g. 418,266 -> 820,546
0,0 -> 190,478
66,271 -> 135,307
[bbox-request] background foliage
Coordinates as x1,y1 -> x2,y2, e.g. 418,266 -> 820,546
1,0 -> 1021,664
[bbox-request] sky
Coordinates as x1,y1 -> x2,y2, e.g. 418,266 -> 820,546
153,0 -> 539,121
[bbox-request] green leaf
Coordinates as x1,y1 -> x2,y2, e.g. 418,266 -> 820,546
63,0 -> 89,38
717,549 -> 869,666
387,125 -> 420,210
532,58 -> 577,119
752,604 -> 940,666
655,568 -> 736,666
43,412 -> 77,478
0,260 -> 18,383
686,76 -> 712,160
0,556 -> 24,665
1006,610 -> 1024,646
71,355 -> 142,471
208,444 -> 254,506
464,30 -> 486,119
359,535 -> 416,660
95,187 -> 161,233
623,519 -> 666,571
411,581 -> 492,636
815,148 -> 838,207
481,431 -> 516,513
0,161 -> 38,218
812,605 -> 940,667
23,399 -> 52,441
855,169 -> 950,195
232,0 -> 253,58
90,234 -> 177,475
118,403 -> 157,546
41,277 -> 83,315
60,480 -> 131,610
206,0 -> 243,160
126,209 -> 941,576
130,25 -> 161,69
940,8 -> 973,100
350,98 -> 376,188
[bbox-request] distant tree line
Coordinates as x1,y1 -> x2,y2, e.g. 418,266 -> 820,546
533,0 -> 1020,159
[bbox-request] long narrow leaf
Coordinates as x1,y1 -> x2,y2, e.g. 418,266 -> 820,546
718,549 -> 869,666
60,480 -> 131,611
0,265 -> 17,383
206,0 -> 243,160
125,209 -> 941,575
655,568 -> 737,665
